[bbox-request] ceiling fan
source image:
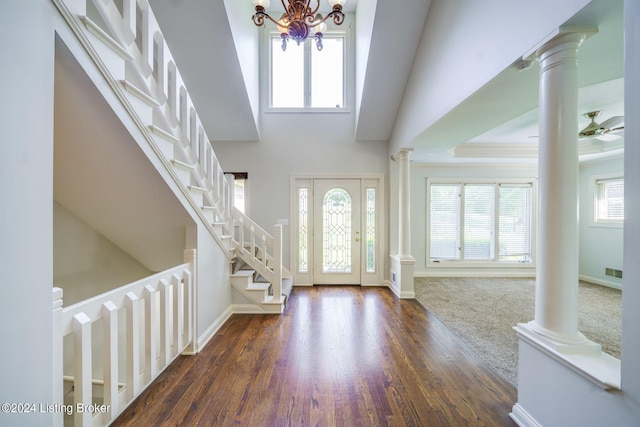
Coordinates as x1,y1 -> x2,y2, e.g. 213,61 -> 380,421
578,110 -> 624,141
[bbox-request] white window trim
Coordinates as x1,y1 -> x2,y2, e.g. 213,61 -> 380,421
590,172 -> 624,228
265,29 -> 350,113
426,177 -> 537,268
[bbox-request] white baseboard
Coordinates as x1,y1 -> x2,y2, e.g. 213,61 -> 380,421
193,306 -> 234,353
231,303 -> 270,314
579,274 -> 622,290
510,403 -> 541,427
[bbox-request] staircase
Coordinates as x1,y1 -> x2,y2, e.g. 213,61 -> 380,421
52,0 -> 292,313
231,253 -> 294,312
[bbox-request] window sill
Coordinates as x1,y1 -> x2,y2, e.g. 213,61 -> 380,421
429,260 -> 533,268
265,107 -> 351,114
589,220 -> 623,228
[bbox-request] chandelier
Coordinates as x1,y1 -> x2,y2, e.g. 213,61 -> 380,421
251,0 -> 347,51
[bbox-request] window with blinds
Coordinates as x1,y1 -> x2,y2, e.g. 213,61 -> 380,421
595,177 -> 624,223
429,181 -> 533,263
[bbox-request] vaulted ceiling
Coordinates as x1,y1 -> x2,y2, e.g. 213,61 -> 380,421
148,0 -> 624,164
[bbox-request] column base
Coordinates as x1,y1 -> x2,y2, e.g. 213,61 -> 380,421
514,321 -> 620,390
390,255 -> 415,299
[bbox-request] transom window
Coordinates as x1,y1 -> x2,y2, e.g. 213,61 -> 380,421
428,181 -> 534,263
270,33 -> 345,109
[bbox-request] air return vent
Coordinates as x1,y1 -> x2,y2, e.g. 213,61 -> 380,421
605,267 -> 623,279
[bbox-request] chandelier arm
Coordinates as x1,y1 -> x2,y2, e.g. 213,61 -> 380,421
254,10 -> 291,29
307,9 -> 344,28
308,0 -> 320,16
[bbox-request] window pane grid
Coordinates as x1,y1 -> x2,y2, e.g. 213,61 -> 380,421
498,185 -> 532,262
298,188 -> 308,273
323,188 -> 352,273
271,39 -> 304,108
366,188 -> 376,273
270,34 -> 345,109
429,182 -> 532,263
430,184 -> 461,260
464,185 -> 495,260
596,178 -> 624,221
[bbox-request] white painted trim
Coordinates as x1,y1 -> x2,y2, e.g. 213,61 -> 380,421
515,322 -> 621,390
120,80 -> 160,107
450,143 -> 538,159
190,306 -> 233,354
150,125 -> 180,143
231,304 -> 269,314
81,17 -> 133,61
510,403 -> 542,427
290,174 -> 386,287
412,162 -> 539,170
579,274 -> 622,290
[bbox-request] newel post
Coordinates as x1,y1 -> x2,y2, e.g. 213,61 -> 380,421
52,287 -> 64,427
273,224 -> 283,302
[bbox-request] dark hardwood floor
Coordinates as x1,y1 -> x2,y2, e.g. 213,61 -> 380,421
113,286 -> 518,426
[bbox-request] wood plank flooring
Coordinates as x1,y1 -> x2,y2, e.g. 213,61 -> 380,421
112,286 -> 517,426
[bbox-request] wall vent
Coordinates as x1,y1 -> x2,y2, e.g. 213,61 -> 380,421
605,267 -> 623,279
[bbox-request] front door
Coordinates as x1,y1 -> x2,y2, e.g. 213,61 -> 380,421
313,179 -> 361,284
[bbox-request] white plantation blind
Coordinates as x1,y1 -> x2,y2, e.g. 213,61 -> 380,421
463,185 -> 495,260
498,185 -> 532,262
430,184 -> 461,260
596,178 -> 624,222
428,181 -> 533,264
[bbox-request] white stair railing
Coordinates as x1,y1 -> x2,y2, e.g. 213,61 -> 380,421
52,0 -> 285,295
232,206 -> 284,302
52,249 -> 195,427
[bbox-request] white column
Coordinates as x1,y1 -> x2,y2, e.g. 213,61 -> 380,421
530,32 -> 588,344
390,148 -> 415,299
397,148 -> 414,258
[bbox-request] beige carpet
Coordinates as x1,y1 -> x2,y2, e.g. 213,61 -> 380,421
414,277 -> 622,389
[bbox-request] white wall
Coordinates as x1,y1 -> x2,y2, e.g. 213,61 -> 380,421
213,15 -> 389,270
190,225 -> 233,350
389,0 -> 592,153
410,163 -> 538,277
213,117 -> 389,272
578,155 -> 624,288
0,0 -> 56,424
53,202 -> 152,306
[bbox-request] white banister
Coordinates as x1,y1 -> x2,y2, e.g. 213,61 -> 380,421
272,224 -> 283,300
139,0 -> 153,77
55,260 -> 193,426
52,288 -> 64,427
160,279 -> 171,366
144,284 -> 158,381
102,301 -> 119,420
172,274 -> 183,350
125,291 -> 141,399
73,312 -> 92,427
121,0 -> 136,45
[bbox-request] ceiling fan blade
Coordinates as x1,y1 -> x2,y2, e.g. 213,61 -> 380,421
596,133 -> 621,142
599,116 -> 624,130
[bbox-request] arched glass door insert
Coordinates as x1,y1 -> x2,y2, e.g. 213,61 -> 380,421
313,180 -> 361,284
